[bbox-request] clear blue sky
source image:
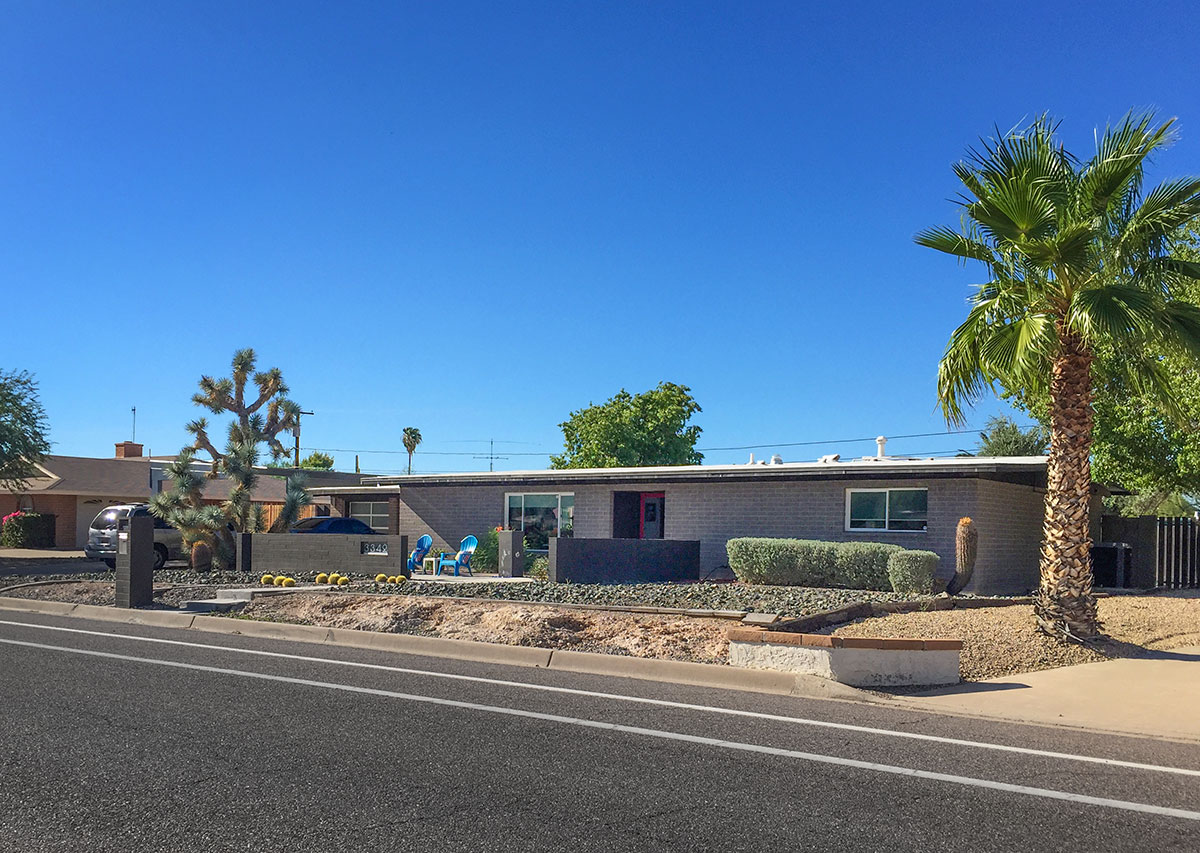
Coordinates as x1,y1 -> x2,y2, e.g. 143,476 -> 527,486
4,1 -> 1199,473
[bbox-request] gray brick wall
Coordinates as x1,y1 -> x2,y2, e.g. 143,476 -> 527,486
963,479 -> 1045,595
237,533 -> 410,577
392,485 -> 507,554
575,478 -> 967,581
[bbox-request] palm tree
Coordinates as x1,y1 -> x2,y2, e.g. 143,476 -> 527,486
917,113 -> 1200,640
402,427 -> 422,475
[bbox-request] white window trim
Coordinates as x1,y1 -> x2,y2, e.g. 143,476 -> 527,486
503,492 -> 575,537
844,488 -> 928,533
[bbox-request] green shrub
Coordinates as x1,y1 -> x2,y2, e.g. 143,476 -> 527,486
0,511 -> 55,548
526,555 -> 549,581
887,550 -> 940,595
727,537 -> 906,590
834,542 -> 905,591
472,527 -> 502,573
725,538 -> 835,586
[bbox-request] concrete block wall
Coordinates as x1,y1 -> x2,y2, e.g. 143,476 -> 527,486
391,486 -> 507,554
236,533 -> 410,578
574,478 -> 966,581
964,479 -> 1045,595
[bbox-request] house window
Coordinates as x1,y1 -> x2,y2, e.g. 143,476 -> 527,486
505,493 -> 574,550
348,501 -> 389,533
846,489 -> 927,532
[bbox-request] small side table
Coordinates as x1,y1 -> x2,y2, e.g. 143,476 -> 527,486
422,556 -> 437,575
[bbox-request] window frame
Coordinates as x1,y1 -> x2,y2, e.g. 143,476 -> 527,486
503,492 -> 575,546
347,500 -> 390,533
844,488 -> 928,533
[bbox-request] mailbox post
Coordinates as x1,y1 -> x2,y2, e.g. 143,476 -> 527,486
115,514 -> 154,608
498,530 -> 524,578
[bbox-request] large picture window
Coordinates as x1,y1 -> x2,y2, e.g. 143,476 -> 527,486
845,489 -> 927,532
505,493 -> 574,550
348,501 -> 389,533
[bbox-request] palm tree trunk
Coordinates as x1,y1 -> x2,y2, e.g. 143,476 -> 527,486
407,451 -> 413,475
1036,326 -> 1099,639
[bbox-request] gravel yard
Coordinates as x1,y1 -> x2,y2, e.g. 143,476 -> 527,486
0,573 -> 925,618
829,592 -> 1200,680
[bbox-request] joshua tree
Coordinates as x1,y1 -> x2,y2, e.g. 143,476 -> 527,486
917,113 -> 1200,640
152,349 -> 311,566
402,427 -> 422,475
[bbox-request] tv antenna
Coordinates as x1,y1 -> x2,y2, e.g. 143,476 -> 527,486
473,439 -> 509,472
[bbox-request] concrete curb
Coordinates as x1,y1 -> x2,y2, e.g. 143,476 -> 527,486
0,596 -> 873,700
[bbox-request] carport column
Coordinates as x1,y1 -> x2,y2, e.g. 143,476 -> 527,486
115,515 -> 154,608
498,530 -> 524,578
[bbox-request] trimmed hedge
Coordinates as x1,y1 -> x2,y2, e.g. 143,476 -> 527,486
0,511 -> 56,548
887,549 -> 940,595
726,537 -> 905,590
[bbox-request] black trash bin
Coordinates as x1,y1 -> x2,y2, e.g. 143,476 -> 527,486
1091,542 -> 1132,588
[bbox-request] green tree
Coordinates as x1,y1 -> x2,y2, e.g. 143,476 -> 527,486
0,369 -> 51,493
152,349 -> 311,566
402,427 -> 422,475
299,451 -> 335,470
975,416 -> 1049,457
916,113 -> 1200,640
550,382 -> 703,469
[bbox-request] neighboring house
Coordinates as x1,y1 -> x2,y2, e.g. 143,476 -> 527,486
314,453 -> 1091,595
0,442 -> 358,549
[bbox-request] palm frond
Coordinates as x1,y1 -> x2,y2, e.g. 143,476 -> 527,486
913,226 -> 998,264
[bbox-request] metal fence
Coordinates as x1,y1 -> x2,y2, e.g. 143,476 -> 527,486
1157,517 -> 1200,589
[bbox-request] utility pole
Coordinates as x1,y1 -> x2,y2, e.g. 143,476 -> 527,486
294,410 -> 314,467
131,407 -> 136,442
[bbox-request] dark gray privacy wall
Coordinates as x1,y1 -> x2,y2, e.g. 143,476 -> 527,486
548,537 -> 699,584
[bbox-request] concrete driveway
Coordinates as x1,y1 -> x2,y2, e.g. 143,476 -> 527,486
903,646 -> 1200,741
0,549 -> 108,578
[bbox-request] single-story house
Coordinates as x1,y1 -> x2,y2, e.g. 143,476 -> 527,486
314,453 -> 1091,595
0,442 -> 360,549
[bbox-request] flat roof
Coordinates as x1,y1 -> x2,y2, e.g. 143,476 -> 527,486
310,455 -> 1050,493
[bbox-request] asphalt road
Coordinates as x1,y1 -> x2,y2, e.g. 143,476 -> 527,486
0,611 -> 1198,852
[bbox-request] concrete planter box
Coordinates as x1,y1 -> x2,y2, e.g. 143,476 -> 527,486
728,628 -> 961,687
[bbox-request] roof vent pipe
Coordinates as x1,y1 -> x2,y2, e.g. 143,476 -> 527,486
876,436 -> 887,458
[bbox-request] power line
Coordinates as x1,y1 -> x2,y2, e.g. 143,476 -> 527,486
306,425 -> 1032,461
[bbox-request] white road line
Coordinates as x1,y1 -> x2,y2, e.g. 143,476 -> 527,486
1,616 -> 1196,778
4,636 -> 1200,823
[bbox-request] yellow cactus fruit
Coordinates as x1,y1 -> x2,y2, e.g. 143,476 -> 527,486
261,575 -> 275,585
375,573 -> 387,583
315,573 -> 329,584
282,577 -> 296,587
337,576 -> 349,586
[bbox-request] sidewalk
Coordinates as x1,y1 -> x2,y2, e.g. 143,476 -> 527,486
902,646 -> 1200,741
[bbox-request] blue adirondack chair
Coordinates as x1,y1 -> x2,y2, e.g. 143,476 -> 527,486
407,534 -> 434,575
436,535 -> 479,577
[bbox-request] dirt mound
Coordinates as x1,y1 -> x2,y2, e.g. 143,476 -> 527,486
243,593 -> 731,663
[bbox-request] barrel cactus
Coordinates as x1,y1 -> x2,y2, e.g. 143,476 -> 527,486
190,541 -> 213,573
948,517 -> 978,594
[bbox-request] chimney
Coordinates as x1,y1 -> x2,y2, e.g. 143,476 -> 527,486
115,441 -> 144,459
875,436 -> 887,458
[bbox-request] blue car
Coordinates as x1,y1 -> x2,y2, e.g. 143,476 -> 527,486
289,517 -> 379,535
